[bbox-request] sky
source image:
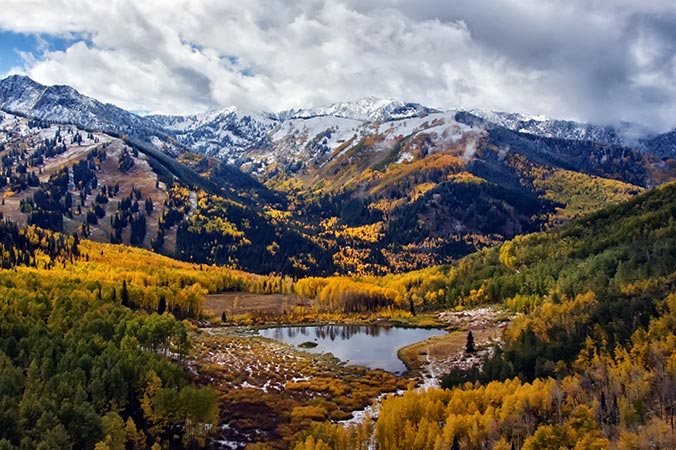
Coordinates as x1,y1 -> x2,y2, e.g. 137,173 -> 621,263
1,0 -> 675,130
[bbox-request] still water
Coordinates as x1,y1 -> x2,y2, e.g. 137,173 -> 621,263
258,324 -> 446,374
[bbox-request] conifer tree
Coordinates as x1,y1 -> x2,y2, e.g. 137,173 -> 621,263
465,330 -> 475,353
121,280 -> 129,307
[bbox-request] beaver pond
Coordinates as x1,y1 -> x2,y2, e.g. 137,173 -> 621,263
258,324 -> 447,373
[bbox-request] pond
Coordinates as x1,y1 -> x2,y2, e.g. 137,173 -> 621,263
258,324 -> 447,374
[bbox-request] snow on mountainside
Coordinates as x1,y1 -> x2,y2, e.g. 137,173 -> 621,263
0,75 -> 44,112
0,75 -> 155,136
278,97 -> 439,122
147,108 -> 278,160
1,75 -> 673,167
241,110 -> 480,175
145,97 -> 439,161
268,115 -> 364,162
644,129 -> 676,158
467,109 -> 654,147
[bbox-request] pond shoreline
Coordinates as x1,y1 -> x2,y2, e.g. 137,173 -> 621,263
257,323 -> 447,374
190,306 -> 513,448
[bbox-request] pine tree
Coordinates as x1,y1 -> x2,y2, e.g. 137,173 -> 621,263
121,280 -> 129,307
145,197 -> 154,215
465,330 -> 475,353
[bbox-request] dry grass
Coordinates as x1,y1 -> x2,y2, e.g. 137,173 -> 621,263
203,292 -> 313,318
188,332 -> 407,447
0,123 -> 169,251
399,307 -> 513,378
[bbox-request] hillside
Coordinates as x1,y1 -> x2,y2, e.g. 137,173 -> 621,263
0,171 -> 675,449
0,112 -> 330,276
288,182 -> 676,450
2,76 -> 676,277
0,227 -> 236,449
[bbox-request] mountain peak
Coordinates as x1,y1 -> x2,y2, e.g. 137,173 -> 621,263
462,109 -> 654,147
279,97 -> 439,122
0,74 -> 47,114
0,74 -> 153,135
2,74 -> 43,86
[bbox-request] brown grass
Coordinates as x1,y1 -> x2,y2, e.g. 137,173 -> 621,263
398,307 -> 512,377
398,328 -> 499,375
202,292 -> 313,317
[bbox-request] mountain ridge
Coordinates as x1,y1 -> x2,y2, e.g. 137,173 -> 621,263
0,74 -> 156,136
1,75 -> 675,276
2,75 -> 673,164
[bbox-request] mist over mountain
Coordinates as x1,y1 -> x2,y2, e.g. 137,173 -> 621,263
2,75 -> 675,167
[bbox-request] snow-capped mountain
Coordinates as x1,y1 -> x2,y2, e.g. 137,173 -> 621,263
249,110 -> 479,173
0,75 -> 158,136
644,129 -> 676,158
0,75 -> 44,112
278,97 -> 439,122
465,109 -> 654,147
147,107 -> 278,160
145,98 -> 440,161
1,75 -> 673,170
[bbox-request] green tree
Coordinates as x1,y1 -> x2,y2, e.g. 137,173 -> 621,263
100,412 -> 126,450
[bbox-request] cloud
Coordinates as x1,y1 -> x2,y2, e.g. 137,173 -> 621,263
0,0 -> 675,130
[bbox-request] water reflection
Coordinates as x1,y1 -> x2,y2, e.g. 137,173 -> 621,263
258,325 -> 445,373
277,324 -> 393,341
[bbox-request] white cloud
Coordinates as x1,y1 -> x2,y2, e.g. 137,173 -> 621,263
0,0 -> 675,130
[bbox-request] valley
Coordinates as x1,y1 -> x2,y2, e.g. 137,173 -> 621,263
185,304 -> 511,449
0,74 -> 676,450
3,76 -> 668,277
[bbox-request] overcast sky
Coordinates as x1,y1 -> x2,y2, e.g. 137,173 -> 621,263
1,0 -> 675,130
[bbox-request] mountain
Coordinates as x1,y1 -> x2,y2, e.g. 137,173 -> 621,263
0,109 -> 331,276
465,109 -> 654,147
644,128 -> 676,158
2,75 -> 676,276
146,107 -> 277,161
2,74 -> 674,164
0,75 -> 161,137
145,98 -> 438,164
278,97 -> 439,122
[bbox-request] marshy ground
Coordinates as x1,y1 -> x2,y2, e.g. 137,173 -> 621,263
188,304 -> 512,449
188,328 -> 408,449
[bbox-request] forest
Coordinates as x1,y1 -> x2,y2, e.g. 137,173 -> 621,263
0,114 -> 661,279
0,179 -> 673,449
0,221 -> 296,449
1,113 -> 676,449
288,182 -> 676,449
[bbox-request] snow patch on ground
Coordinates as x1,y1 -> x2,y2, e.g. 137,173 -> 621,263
396,152 -> 414,163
